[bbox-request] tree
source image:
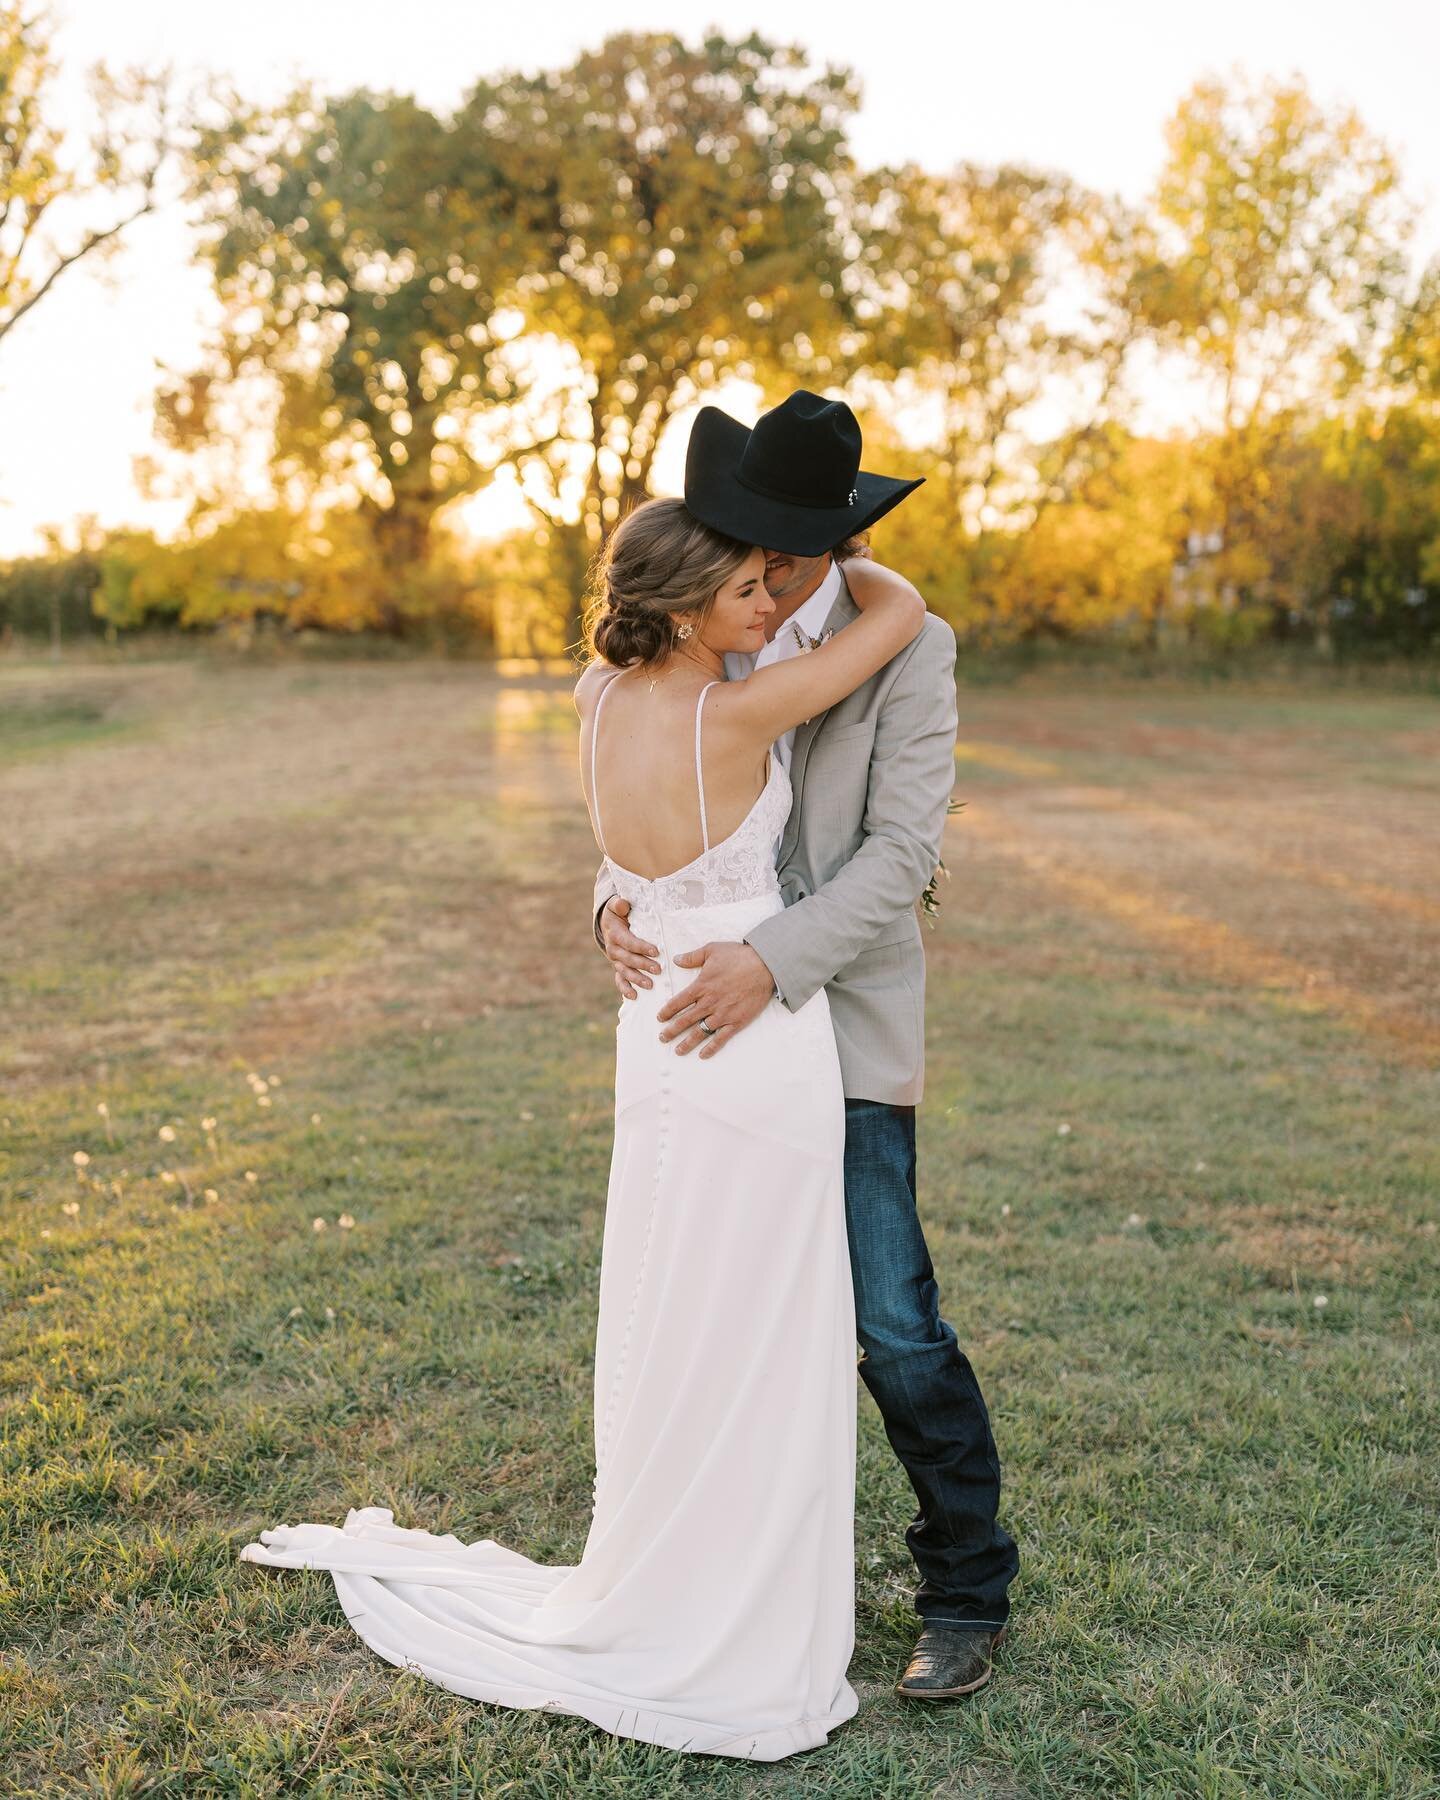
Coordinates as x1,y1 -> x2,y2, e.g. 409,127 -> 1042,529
170,32 -> 858,641
459,30 -> 858,627
1389,255 -> 1440,419
1140,71 -> 1416,611
1311,407 -> 1440,652
170,85 -> 535,625
97,507 -> 394,634
0,4 -> 175,351
842,160 -> 1158,639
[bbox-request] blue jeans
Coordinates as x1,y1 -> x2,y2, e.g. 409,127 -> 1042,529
845,1099 -> 1020,1629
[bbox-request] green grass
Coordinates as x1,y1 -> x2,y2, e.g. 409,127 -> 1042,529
2,661 -> 1438,1796
0,690 -> 143,764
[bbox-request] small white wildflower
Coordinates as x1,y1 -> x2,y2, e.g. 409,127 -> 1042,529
1056,1122 -> 1072,1137
1194,1160 -> 1207,1173
72,1150 -> 91,1167
256,1095 -> 271,1108
337,1213 -> 355,1230
1000,1203 -> 1011,1217
203,1188 -> 219,1203
1313,1294 -> 1328,1310
324,1306 -> 336,1321
312,1217 -> 327,1233
310,1113 -> 322,1125
160,1171 -> 177,1185
61,1201 -> 80,1217
40,1228 -> 52,1239
244,1170 -> 259,1184
201,1116 -> 217,1132
96,1102 -> 109,1117
1126,1212 -> 1144,1227
268,1075 -> 282,1087
519,1110 -> 535,1122
158,1125 -> 177,1143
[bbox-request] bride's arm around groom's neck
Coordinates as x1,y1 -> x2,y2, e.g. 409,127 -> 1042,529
744,608 -> 958,1014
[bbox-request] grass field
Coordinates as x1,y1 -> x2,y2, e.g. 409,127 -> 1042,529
2,659 -> 1438,1798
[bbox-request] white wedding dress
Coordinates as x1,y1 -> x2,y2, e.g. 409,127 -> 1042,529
240,679 -> 859,1762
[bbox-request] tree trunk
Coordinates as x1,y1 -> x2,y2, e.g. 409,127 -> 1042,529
552,520 -> 598,654
367,500 -> 435,634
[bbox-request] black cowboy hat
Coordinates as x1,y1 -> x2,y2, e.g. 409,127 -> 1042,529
683,390 -> 924,557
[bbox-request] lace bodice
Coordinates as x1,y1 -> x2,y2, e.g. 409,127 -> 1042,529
592,677 -> 791,915
604,756 -> 791,914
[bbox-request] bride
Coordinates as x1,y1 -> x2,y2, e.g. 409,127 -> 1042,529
240,497 -> 926,1762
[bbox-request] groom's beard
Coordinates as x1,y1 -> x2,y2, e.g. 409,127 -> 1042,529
763,554 -> 812,599
761,551 -> 831,638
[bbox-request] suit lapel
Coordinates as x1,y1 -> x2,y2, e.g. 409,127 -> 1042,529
782,576 -> 860,858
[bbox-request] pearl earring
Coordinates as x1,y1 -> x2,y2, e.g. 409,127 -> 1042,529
675,622 -> 693,643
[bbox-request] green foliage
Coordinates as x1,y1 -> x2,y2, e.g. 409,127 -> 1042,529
168,84 -> 518,622
1319,407 -> 1440,652
90,511 -> 500,647
95,530 -> 186,630
0,548 -> 104,641
853,159 -> 1151,546
462,31 -> 858,555
165,31 -> 860,644
1147,73 -> 1412,406
9,41 -> 1440,658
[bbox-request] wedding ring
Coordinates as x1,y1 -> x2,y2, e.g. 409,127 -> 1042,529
700,1020 -> 717,1036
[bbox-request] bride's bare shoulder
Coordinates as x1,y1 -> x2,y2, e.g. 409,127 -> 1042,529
702,671 -> 756,721
574,659 -> 623,717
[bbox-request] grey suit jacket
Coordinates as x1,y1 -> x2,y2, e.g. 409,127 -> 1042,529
594,570 -> 959,1106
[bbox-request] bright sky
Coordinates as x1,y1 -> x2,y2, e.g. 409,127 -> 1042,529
4,0 -> 1437,555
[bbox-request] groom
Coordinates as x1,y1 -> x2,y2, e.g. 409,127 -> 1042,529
595,390 -> 1021,1699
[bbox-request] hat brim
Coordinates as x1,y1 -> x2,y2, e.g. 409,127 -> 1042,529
683,408 -> 924,556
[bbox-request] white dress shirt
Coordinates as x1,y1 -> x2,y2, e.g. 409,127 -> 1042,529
723,558 -> 843,770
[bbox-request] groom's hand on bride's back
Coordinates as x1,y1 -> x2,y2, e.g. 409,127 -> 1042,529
657,942 -> 775,1060
599,897 -> 662,1000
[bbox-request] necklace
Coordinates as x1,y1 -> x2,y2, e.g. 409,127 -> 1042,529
647,646 -> 724,693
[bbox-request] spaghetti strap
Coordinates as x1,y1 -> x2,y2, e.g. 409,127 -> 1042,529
694,681 -> 720,852
590,674 -> 619,854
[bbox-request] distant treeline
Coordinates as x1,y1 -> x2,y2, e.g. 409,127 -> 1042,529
7,400 -> 1439,662
6,30 -> 1440,660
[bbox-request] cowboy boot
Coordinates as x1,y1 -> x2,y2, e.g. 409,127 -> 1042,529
895,1622 -> 1009,1700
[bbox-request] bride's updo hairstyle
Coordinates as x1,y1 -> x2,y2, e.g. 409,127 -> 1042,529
587,497 -> 753,670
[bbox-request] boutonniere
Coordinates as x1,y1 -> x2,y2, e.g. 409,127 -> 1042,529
792,622 -> 835,724
790,622 -> 834,655
920,798 -> 966,928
